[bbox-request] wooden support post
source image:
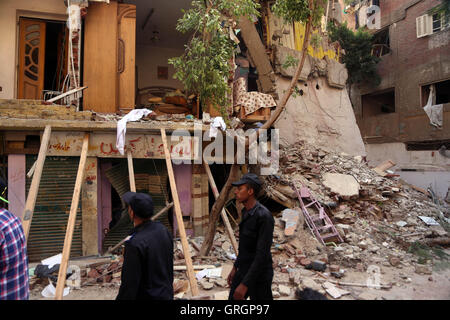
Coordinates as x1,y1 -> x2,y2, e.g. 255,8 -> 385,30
55,133 -> 89,300
203,159 -> 238,255
127,150 -> 136,192
160,128 -> 199,297
22,125 -> 51,240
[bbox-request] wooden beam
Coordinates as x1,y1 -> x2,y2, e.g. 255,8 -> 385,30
127,150 -> 136,192
55,133 -> 90,300
46,86 -> 87,103
203,159 -> 238,255
22,125 -> 52,240
161,128 -> 199,297
0,118 -> 209,133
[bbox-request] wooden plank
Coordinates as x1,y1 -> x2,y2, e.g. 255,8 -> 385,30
81,157 -> 98,256
55,133 -> 90,300
127,150 -> 136,192
203,159 -> 238,255
237,16 -> 275,93
46,86 -> 87,103
22,125 -> 52,239
160,128 -> 199,297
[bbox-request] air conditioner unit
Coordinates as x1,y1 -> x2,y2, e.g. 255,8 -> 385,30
416,14 -> 432,38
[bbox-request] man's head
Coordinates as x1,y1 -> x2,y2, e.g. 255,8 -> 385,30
232,173 -> 262,204
122,192 -> 154,224
0,177 -> 8,208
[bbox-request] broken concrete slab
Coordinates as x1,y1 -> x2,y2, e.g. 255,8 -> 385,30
281,208 -> 301,236
325,56 -> 348,89
322,281 -> 350,299
322,173 -> 360,197
300,278 -> 322,292
273,45 -> 312,81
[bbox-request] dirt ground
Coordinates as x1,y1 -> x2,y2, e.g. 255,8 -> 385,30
29,259 -> 450,300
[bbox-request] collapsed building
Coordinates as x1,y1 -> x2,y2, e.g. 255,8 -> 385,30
0,0 -> 448,300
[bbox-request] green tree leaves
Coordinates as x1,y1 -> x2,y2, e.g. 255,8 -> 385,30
328,22 -> 381,86
169,0 -> 260,115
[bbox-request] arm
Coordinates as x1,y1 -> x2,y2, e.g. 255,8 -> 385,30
116,244 -> 142,300
240,214 -> 274,287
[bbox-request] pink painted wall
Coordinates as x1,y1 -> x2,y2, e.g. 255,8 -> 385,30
97,161 -> 112,252
7,154 -> 25,220
172,163 -> 192,237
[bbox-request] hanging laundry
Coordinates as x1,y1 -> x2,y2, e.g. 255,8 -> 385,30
116,109 -> 153,155
423,84 -> 443,128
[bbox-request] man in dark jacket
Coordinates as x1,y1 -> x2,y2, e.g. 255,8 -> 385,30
116,192 -> 173,300
227,173 -> 274,300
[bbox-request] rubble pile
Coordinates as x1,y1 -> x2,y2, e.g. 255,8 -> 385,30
258,140 -> 450,299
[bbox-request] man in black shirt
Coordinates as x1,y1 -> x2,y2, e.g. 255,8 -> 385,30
227,173 -> 274,300
116,192 -> 173,300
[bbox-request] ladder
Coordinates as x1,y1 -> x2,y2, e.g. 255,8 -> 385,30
291,184 -> 343,245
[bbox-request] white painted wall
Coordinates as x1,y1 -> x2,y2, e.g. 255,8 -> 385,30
365,142 -> 450,199
274,75 -> 367,157
136,44 -> 184,90
0,0 -> 67,99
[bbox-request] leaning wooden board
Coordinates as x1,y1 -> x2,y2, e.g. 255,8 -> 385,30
160,129 -> 199,297
54,133 -> 90,300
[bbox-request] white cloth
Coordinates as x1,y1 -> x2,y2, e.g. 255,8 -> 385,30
423,84 -> 443,128
116,109 -> 152,155
209,117 -> 227,138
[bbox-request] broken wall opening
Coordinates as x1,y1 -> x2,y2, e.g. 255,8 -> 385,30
100,158 -> 172,253
362,88 -> 395,117
371,27 -> 390,57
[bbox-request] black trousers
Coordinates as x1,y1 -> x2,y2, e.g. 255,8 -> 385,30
228,268 -> 273,300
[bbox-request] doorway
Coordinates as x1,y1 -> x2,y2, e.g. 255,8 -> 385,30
17,17 -> 68,100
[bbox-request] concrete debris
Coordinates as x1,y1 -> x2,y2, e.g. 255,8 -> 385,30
322,281 -> 350,299
199,279 -> 214,290
322,173 -> 360,197
414,265 -> 433,275
257,140 -> 449,300
278,284 -> 291,296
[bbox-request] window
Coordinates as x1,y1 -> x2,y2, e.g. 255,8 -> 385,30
432,12 -> 450,33
422,79 -> 450,106
417,12 -> 449,38
372,28 -> 390,57
362,88 -> 395,118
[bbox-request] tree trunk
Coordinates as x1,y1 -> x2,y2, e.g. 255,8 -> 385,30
200,1 -> 314,256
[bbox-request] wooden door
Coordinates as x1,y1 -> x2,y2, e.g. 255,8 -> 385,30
18,19 -> 46,99
83,1 -> 119,113
117,4 -> 136,112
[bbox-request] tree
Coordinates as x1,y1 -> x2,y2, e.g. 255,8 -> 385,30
328,22 -> 381,86
169,0 -> 260,120
199,0 -> 327,256
170,0 -> 328,256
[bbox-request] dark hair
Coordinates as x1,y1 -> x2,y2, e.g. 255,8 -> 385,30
245,182 -> 260,197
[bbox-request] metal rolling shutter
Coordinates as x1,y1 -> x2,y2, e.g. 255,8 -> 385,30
26,156 -> 82,262
102,159 -> 170,251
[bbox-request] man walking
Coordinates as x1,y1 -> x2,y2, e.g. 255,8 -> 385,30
227,173 -> 274,300
116,192 -> 173,300
0,178 -> 29,300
